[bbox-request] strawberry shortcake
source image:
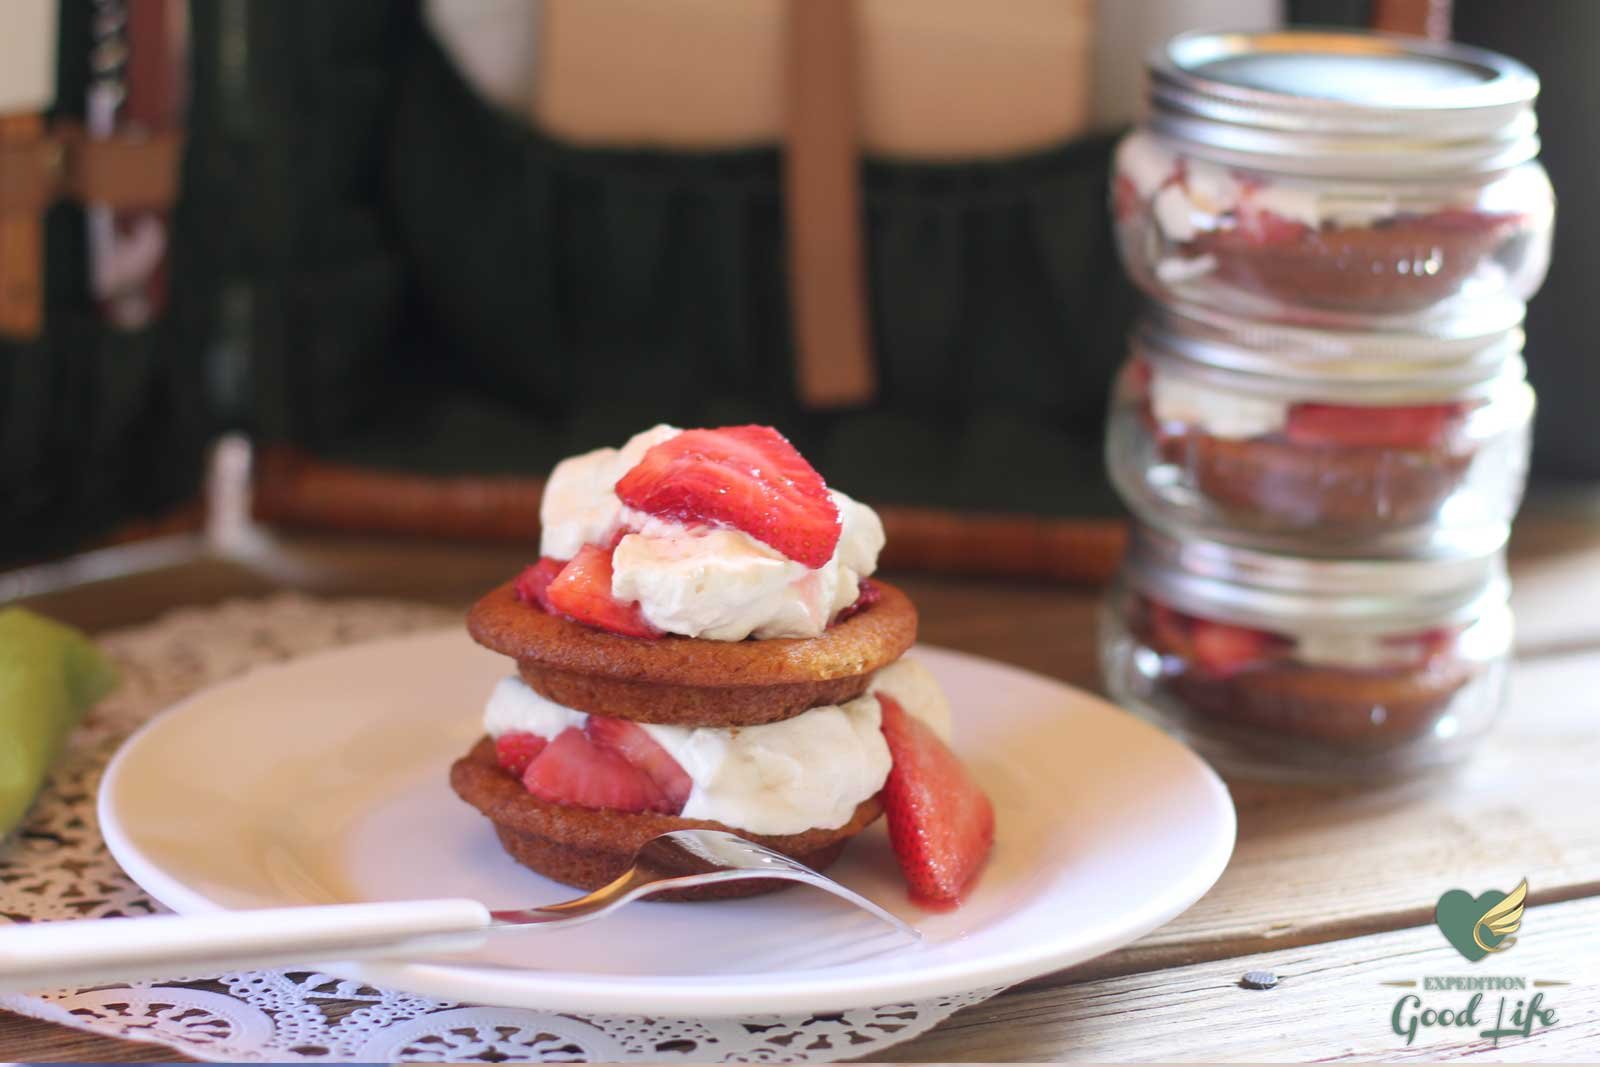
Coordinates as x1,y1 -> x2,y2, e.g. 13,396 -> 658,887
452,425 -> 994,906
1133,595 -> 1482,747
1113,130 -> 1548,319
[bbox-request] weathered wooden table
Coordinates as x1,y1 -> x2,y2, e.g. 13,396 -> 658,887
5,502 -> 1600,1062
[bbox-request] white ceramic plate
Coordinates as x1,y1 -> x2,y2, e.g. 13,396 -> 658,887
99,630 -> 1234,1016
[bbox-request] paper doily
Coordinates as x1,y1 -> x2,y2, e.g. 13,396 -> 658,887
0,594 -> 1004,1062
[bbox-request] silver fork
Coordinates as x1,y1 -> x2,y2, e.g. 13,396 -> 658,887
0,830 -> 918,993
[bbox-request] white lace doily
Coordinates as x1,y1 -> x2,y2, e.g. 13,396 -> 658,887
0,595 -> 1003,1062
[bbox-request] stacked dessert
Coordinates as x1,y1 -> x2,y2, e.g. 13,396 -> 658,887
1106,302 -> 1535,540
1113,130 -> 1548,317
1100,523 -> 1514,781
453,425 -> 994,905
1099,29 -> 1551,781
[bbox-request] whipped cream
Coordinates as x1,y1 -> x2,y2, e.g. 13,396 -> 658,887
1149,369 -> 1288,440
1293,630 -> 1437,670
1118,131 -> 1181,200
539,424 -> 682,560
1293,604 -> 1511,671
539,425 -> 886,641
483,658 -> 951,835
1117,132 -> 1405,241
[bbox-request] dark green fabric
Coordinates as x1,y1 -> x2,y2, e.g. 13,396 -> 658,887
1285,1 -> 1371,26
3,1 -> 414,564
6,0 -> 1143,563
350,23 -> 1133,516
0,3 -> 200,564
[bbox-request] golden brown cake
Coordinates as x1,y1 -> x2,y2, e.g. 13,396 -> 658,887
467,578 -> 917,726
451,423 -> 993,907
1160,432 -> 1474,532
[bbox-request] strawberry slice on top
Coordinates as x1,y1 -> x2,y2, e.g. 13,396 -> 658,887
832,579 -> 882,625
878,693 -> 995,909
513,558 -> 566,615
544,544 -> 663,638
615,425 -> 841,569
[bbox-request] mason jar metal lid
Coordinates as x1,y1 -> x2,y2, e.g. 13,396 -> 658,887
1123,520 -> 1509,632
1148,30 -> 1541,176
1134,301 -> 1527,401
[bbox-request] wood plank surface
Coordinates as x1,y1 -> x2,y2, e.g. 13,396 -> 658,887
1044,645 -> 1600,984
5,510 -> 1600,1062
883,895 -> 1600,1062
0,1012 -> 180,1063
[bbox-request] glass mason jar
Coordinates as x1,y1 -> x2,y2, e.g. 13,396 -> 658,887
1107,301 -> 1534,545
1112,30 -> 1555,326
1100,522 -> 1513,783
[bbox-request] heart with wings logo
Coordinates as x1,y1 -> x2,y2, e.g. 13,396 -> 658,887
1434,879 -> 1528,962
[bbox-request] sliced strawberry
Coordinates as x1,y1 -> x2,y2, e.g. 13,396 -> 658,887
1112,173 -> 1141,222
1127,357 -> 1153,396
1145,599 -> 1196,656
521,727 -> 672,813
513,558 -> 567,615
1381,625 -> 1463,666
832,579 -> 882,625
1284,402 -> 1472,450
1190,619 -> 1283,678
878,693 -> 995,909
545,544 -> 663,638
1235,202 -> 1312,248
615,425 -> 841,568
494,731 -> 548,777
1427,207 -> 1523,234
584,716 -> 692,813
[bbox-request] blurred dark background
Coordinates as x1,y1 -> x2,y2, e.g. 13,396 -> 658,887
2,0 -> 1594,567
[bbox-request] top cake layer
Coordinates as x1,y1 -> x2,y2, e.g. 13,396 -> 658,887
467,577 -> 918,726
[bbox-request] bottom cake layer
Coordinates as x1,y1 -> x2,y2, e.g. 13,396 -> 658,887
451,736 -> 884,899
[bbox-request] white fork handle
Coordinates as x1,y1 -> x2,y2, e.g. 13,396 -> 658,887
0,898 -> 493,993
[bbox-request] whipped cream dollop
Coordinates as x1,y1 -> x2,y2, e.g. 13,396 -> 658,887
1293,604 -> 1511,671
483,658 -> 951,835
1293,630 -> 1438,670
539,425 -> 886,640
1149,369 -> 1289,440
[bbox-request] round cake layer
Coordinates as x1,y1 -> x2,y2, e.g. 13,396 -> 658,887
468,578 -> 918,726
1161,658 -> 1474,747
451,737 -> 882,897
487,824 -> 853,901
1163,432 -> 1472,531
1138,616 -> 1473,745
1190,214 -> 1517,314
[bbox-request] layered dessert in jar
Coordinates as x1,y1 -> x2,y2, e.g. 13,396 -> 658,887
1107,306 -> 1534,541
1113,30 -> 1553,324
454,425 -> 994,906
1100,522 -> 1513,782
